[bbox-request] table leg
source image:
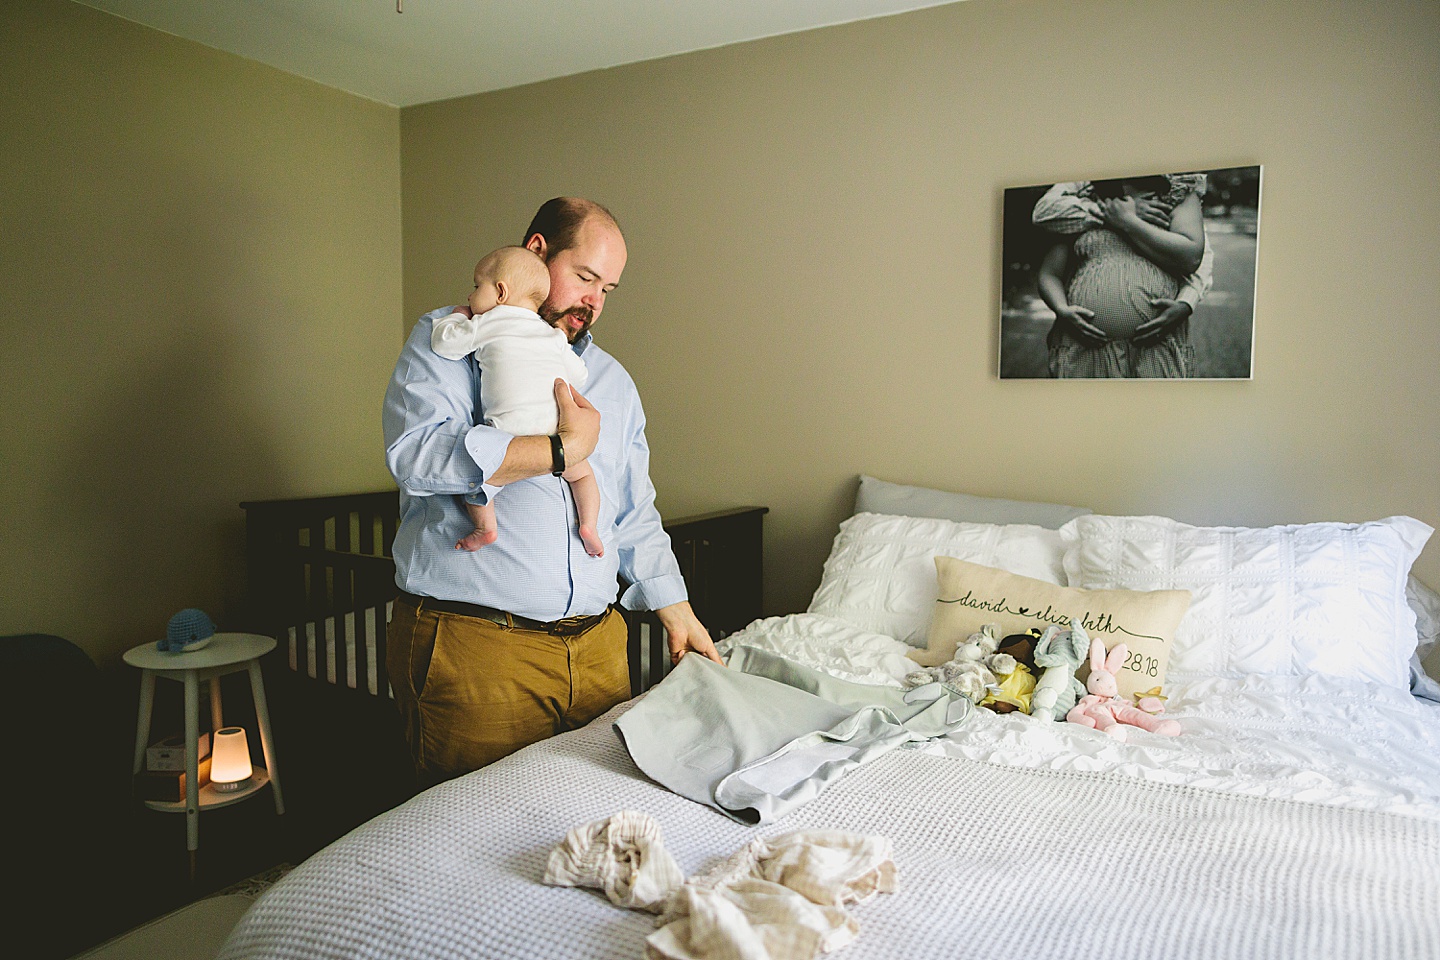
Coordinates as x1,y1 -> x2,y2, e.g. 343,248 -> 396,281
248,659 -> 284,814
184,671 -> 201,858
132,670 -> 156,777
209,677 -> 224,735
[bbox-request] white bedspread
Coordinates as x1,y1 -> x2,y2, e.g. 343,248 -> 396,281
219,615 -> 1440,960
722,614 -> 1440,819
221,695 -> 1440,960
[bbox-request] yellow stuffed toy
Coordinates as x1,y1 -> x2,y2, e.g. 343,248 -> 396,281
981,660 -> 1036,714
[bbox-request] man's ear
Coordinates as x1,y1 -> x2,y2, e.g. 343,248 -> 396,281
494,280 -> 510,304
524,233 -> 547,259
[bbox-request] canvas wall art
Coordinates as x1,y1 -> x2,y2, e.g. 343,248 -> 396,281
999,165 -> 1261,380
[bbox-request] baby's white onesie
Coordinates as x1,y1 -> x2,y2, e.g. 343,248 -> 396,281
431,305 -> 587,435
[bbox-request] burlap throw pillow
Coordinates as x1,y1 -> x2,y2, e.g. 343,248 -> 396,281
917,555 -> 1191,698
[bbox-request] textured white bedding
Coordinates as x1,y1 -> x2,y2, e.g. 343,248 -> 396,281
219,699 -> 1440,960
220,614 -> 1440,960
721,615 -> 1440,819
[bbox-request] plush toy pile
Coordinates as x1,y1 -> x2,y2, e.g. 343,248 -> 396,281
904,623 -> 1018,707
903,619 -> 1181,738
904,622 -> 1063,715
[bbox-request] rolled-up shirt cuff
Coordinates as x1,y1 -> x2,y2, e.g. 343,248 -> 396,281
463,424 -> 513,505
620,574 -> 689,613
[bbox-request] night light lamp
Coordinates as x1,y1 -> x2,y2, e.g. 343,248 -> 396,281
210,726 -> 253,792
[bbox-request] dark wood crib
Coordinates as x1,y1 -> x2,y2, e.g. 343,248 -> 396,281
240,492 -> 767,702
238,492 -> 766,848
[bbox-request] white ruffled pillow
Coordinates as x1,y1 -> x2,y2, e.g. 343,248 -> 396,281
1060,514 -> 1433,689
807,512 -> 1066,647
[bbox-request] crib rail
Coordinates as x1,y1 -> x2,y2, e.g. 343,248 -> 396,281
241,493 -> 765,700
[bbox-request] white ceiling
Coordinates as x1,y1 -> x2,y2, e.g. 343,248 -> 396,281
72,0 -> 967,108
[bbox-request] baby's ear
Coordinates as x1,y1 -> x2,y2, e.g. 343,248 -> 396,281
494,280 -> 510,304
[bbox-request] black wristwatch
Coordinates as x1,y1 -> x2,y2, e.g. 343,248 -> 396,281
549,434 -> 566,476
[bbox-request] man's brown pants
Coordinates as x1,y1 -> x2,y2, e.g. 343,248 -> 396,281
386,597 -> 630,785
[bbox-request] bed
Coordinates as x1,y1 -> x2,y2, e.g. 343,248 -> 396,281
224,479 -> 1440,960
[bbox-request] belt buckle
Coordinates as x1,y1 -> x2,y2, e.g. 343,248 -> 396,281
549,615 -> 590,636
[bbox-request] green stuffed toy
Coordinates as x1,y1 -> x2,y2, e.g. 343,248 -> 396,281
1028,620 -> 1090,722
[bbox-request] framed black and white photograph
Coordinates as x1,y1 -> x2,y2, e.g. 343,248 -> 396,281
999,165 -> 1261,380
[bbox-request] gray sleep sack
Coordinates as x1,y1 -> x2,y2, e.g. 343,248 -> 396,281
614,646 -> 971,824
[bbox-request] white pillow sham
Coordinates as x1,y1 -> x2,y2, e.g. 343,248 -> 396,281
1060,514 -> 1433,689
808,512 -> 1066,647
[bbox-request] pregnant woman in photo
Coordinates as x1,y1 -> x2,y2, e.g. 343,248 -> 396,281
1036,174 -> 1207,378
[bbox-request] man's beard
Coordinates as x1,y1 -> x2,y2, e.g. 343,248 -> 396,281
541,303 -> 594,343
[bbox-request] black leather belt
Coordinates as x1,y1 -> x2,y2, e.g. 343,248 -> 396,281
397,591 -> 608,637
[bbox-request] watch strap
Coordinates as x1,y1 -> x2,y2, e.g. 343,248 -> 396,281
549,434 -> 566,476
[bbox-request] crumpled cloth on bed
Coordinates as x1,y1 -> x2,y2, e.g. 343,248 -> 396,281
615,646 -> 971,823
541,811 -> 897,960
542,810 -> 684,912
646,830 -> 898,960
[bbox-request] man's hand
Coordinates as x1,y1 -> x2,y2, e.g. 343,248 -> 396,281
1131,195 -> 1173,229
1097,196 -> 1141,230
655,601 -> 723,666
1099,195 -> 1172,231
1056,305 -> 1108,346
555,379 -> 600,464
1133,298 -> 1192,346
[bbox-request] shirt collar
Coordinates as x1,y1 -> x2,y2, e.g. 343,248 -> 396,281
572,331 -> 593,356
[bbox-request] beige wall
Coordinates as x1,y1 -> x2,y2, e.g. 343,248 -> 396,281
0,0 -> 402,667
4,0 -> 1437,667
400,0 -> 1440,622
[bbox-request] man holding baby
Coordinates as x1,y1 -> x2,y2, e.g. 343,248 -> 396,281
382,197 -> 720,785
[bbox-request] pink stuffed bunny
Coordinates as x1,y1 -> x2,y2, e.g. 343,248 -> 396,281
1065,638 -> 1181,741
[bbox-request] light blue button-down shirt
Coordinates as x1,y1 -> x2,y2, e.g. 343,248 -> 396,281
382,307 -> 687,621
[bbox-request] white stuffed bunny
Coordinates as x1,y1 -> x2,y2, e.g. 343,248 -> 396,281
1065,637 -> 1180,741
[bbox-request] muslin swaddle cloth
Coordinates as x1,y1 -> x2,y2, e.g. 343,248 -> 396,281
646,830 -> 898,960
544,812 -> 897,959
542,810 -> 684,913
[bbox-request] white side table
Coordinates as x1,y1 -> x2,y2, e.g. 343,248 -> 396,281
124,633 -> 284,876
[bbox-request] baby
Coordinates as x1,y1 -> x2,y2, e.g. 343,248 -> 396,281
431,246 -> 604,557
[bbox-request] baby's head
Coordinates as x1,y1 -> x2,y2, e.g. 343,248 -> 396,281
468,246 -> 551,316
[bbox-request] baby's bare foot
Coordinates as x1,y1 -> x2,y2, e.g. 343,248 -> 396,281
579,525 -> 604,558
455,527 -> 499,551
